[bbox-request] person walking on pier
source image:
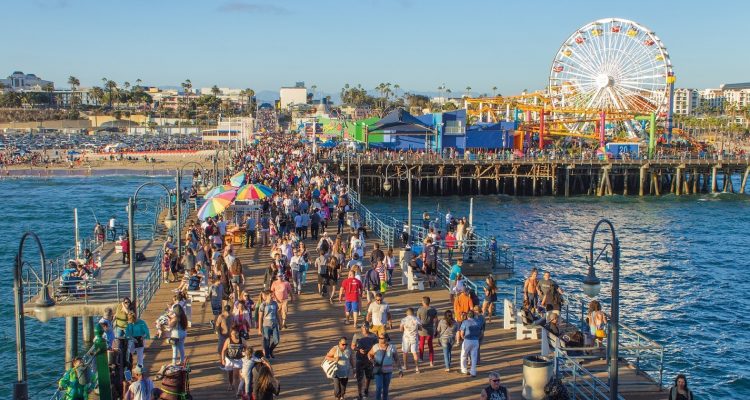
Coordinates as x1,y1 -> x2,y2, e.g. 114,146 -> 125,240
352,322 -> 377,400
538,271 -> 564,317
436,310 -> 458,372
454,286 -> 474,323
367,293 -> 392,337
214,304 -> 232,363
340,269 -> 364,326
417,296 -> 438,367
245,213 -> 257,248
483,275 -> 498,323
270,274 -> 294,329
400,307 -> 422,373
258,289 -> 281,358
459,310 -> 481,377
221,327 -> 244,392
125,311 -> 150,370
368,333 -> 402,400
168,303 -> 188,365
124,365 -> 154,400
324,336 -> 354,400
479,371 -> 510,400
422,237 -> 439,288
121,235 -> 130,265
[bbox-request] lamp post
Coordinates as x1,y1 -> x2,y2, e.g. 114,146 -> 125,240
581,219 -> 620,400
175,162 -> 207,262
383,163 -> 412,236
128,182 -> 176,313
13,231 -> 56,400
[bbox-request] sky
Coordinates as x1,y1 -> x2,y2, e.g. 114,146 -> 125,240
1,0 -> 748,97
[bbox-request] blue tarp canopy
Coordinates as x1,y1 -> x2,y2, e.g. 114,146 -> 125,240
369,108 -> 433,134
318,140 -> 337,148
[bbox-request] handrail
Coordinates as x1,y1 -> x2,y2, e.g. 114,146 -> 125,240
554,346 -> 626,400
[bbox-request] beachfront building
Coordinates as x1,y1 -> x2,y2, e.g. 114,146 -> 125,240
672,88 -> 699,116
0,71 -> 54,91
201,116 -> 253,144
280,82 -> 307,110
699,88 -> 725,112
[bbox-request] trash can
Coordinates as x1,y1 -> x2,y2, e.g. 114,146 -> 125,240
522,355 -> 553,400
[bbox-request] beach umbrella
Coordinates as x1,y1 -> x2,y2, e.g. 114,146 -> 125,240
229,172 -> 247,187
203,184 -> 236,199
197,190 -> 236,220
235,183 -> 275,201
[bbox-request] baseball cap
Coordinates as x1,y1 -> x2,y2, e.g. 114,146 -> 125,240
361,321 -> 370,329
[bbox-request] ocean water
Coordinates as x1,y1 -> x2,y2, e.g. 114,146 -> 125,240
0,175 -> 179,399
362,190 -> 750,399
1,175 -> 748,399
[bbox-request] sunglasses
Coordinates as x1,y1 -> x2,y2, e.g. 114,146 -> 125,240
378,337 -> 386,340
491,379 -> 501,383
340,342 -> 347,346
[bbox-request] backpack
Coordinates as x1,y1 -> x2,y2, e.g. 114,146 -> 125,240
551,285 -> 564,307
544,375 -> 570,400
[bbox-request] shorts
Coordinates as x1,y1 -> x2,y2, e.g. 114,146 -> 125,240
317,274 -> 329,285
424,261 -> 437,275
371,324 -> 387,337
224,357 -> 242,370
231,276 -> 241,284
211,304 -> 221,316
402,336 -> 418,354
345,301 -> 359,313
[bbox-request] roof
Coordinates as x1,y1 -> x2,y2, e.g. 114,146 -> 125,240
368,108 -> 433,134
720,82 -> 750,91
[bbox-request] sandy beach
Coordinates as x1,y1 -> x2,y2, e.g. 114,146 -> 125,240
2,150 -> 226,177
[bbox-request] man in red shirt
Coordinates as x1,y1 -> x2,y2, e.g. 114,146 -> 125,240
339,269 -> 363,327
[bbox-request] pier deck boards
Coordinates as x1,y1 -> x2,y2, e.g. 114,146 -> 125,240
138,225 -> 664,399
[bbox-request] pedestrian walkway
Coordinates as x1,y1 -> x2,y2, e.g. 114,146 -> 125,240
137,224 -> 664,399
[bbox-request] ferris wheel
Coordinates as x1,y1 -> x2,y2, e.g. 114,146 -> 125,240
548,18 -> 673,137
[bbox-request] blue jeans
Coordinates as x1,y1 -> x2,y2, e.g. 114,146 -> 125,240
262,326 -> 277,357
374,372 -> 392,400
440,338 -> 454,369
171,338 -> 185,365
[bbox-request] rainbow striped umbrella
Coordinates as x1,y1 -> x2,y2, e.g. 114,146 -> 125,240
235,183 -> 275,201
229,172 -> 247,187
197,190 -> 236,220
203,184 -> 236,199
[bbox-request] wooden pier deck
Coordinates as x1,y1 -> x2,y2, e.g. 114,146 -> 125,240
138,225 -> 665,399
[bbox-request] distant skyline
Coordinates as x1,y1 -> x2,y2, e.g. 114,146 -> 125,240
2,0 -> 748,96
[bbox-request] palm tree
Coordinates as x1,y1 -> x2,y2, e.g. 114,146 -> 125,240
90,87 -> 104,107
492,86 -> 498,96
311,85 -> 317,102
68,76 -> 80,109
211,85 -> 221,96
394,84 -> 400,99
465,86 -> 472,97
104,80 -> 118,108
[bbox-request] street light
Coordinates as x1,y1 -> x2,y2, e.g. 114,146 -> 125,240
13,231 -> 56,400
581,218 -> 621,400
128,182 -> 175,314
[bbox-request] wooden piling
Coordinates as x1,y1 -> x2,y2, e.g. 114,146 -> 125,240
742,166 -> 750,194
639,165 -> 648,196
675,168 -> 682,196
711,165 -> 719,193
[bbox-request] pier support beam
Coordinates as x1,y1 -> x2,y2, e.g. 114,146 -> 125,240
564,166 -> 571,197
65,316 -> 78,369
742,166 -> 750,194
82,316 -> 94,345
639,165 -> 648,196
623,168 -> 629,196
675,167 -> 682,196
711,165 -> 720,193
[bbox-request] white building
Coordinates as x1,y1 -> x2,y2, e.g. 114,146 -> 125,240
201,116 -> 254,143
198,87 -> 246,102
0,71 -> 54,91
699,88 -> 724,110
672,88 -> 699,115
280,82 -> 307,110
721,83 -> 750,110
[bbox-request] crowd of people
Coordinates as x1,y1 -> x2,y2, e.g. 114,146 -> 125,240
53,130 -> 695,400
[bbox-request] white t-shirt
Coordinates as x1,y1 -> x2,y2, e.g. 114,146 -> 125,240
109,218 -> 116,229
400,315 -> 421,340
368,301 -> 390,326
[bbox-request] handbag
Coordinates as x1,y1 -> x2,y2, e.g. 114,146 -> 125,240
372,346 -> 388,375
321,353 -> 338,379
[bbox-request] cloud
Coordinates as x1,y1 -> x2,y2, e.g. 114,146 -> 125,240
217,2 -> 292,15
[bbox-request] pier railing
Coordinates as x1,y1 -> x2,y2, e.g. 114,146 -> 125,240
553,346 -> 626,400
560,292 -> 665,389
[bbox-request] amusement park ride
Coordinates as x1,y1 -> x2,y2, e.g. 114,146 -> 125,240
466,18 -> 677,157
